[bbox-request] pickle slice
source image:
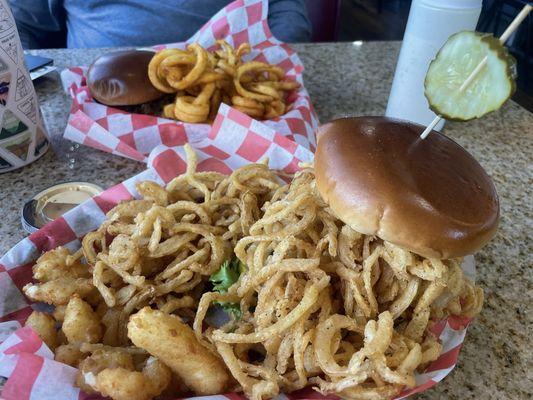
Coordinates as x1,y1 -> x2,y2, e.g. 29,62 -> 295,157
424,31 -> 516,121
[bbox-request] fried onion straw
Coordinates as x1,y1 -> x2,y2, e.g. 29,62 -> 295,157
194,167 -> 484,400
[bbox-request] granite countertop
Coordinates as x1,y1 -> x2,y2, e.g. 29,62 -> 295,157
0,42 -> 532,399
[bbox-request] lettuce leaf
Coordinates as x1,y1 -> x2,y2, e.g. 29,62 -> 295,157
209,258 -> 245,320
209,258 -> 244,293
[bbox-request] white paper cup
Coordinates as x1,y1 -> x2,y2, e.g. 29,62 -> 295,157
0,0 -> 49,173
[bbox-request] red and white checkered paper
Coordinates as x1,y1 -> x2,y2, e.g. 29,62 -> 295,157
60,0 -> 319,163
0,104 -> 476,399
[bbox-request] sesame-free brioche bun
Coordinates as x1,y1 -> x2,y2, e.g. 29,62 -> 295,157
315,117 -> 499,259
88,50 -> 164,106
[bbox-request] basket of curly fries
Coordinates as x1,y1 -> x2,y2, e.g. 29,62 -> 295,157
60,0 -> 317,162
0,102 -> 494,400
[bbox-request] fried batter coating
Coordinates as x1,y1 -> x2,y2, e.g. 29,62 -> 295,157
23,277 -> 94,306
32,247 -> 90,281
128,307 -> 231,395
95,358 -> 171,400
55,343 -> 85,367
76,349 -> 135,393
62,296 -> 103,344
24,311 -> 58,350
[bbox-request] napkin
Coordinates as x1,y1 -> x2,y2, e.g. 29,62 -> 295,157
60,0 -> 318,163
0,105 -> 475,400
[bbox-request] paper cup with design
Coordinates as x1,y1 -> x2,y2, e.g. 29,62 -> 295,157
0,0 -> 49,173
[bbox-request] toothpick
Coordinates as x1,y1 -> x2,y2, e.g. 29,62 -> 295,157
420,3 -> 532,139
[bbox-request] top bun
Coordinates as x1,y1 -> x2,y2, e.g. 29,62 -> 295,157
87,50 -> 164,106
315,117 -> 499,259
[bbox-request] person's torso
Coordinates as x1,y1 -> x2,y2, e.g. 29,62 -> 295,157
64,0 -> 231,47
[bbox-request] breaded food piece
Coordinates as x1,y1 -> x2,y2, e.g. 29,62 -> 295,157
128,307 -> 231,395
55,343 -> 85,367
101,308 -> 121,346
95,358 -> 171,400
24,311 -> 58,350
95,368 -> 153,400
53,305 -> 66,322
142,356 -> 172,394
23,277 -> 94,306
62,296 -> 103,344
76,349 -> 135,394
32,247 -> 90,281
56,328 -> 68,345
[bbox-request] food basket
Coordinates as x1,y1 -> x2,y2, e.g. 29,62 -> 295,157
0,105 -> 476,400
60,0 -> 318,163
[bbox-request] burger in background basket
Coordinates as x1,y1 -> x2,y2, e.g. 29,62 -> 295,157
87,41 -> 300,124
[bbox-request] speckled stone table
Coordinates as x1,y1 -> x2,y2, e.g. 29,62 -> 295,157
0,42 -> 532,399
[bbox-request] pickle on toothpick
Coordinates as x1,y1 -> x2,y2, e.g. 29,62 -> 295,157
424,31 -> 516,121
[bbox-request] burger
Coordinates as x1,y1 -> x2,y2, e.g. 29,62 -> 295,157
315,116 -> 499,259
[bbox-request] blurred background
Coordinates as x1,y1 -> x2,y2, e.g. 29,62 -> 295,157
311,0 -> 532,110
14,0 -> 533,110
